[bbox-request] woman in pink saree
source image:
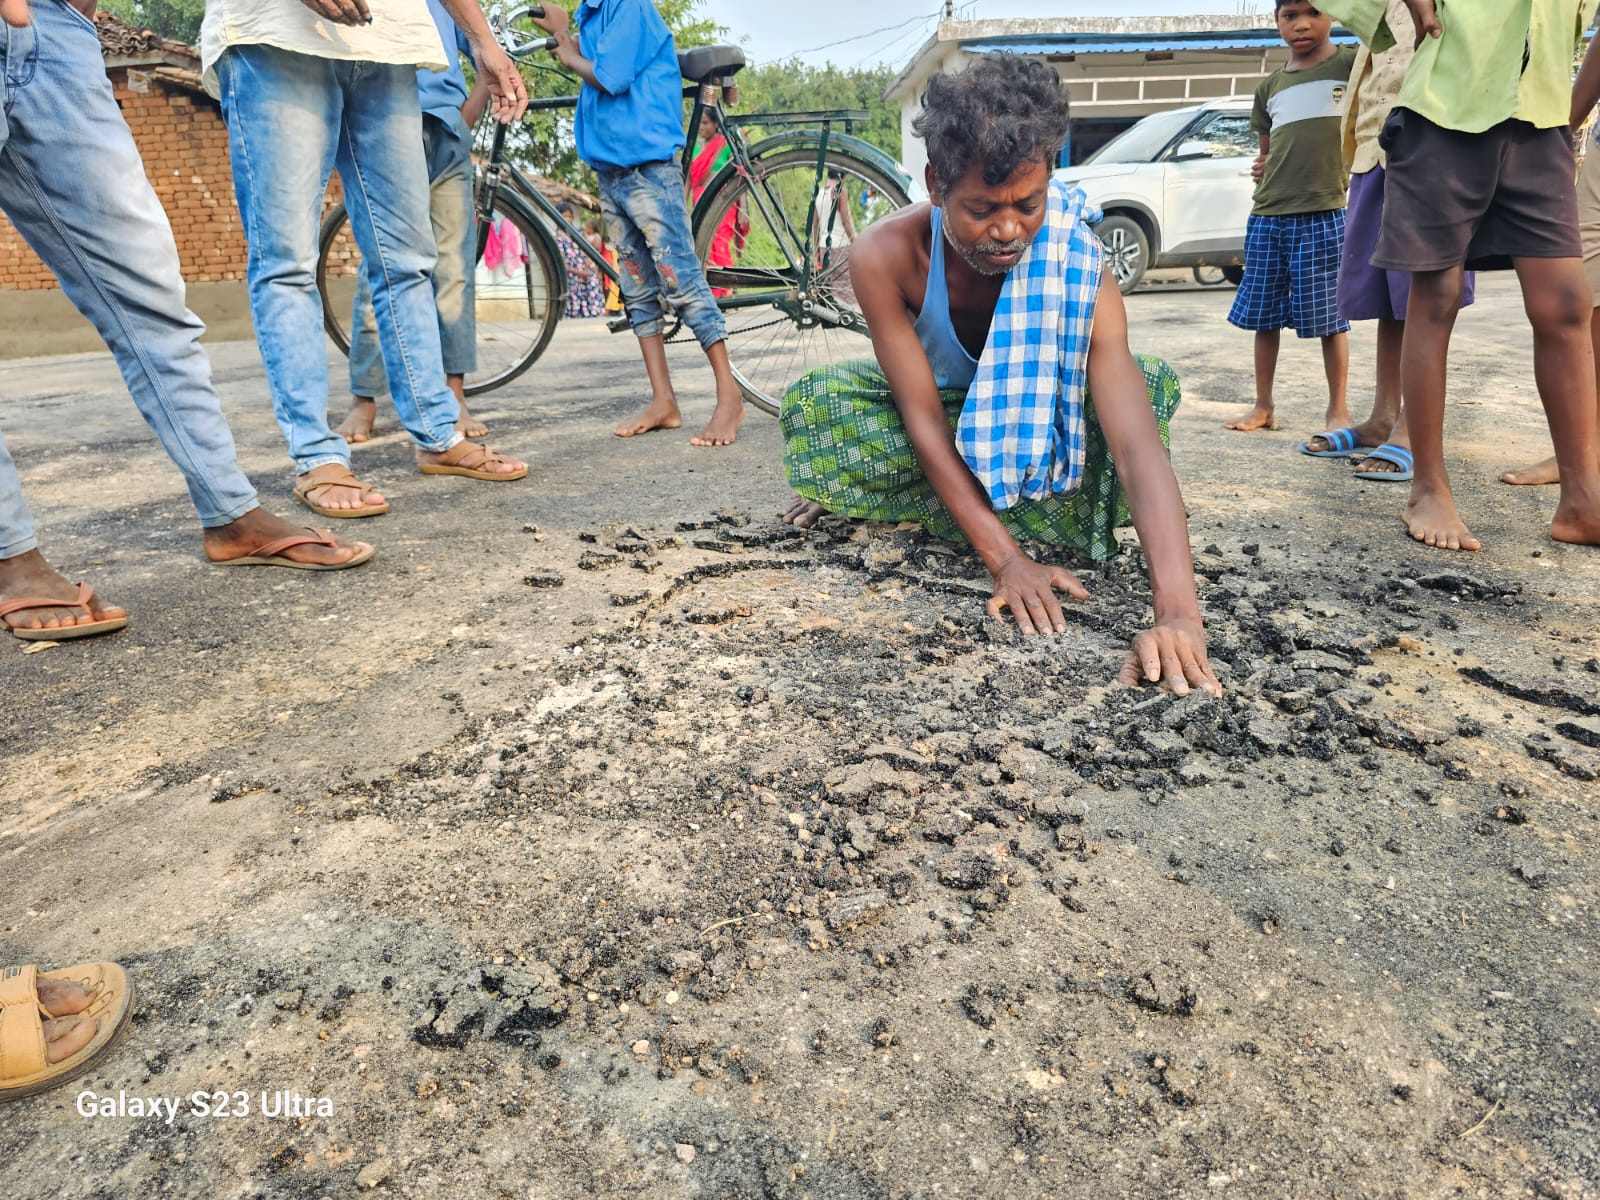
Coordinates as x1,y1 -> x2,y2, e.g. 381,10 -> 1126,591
688,108 -> 746,297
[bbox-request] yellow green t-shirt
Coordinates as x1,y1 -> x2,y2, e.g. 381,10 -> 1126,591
1316,0 -> 1598,133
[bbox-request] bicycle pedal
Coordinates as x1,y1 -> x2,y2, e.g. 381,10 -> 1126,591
605,315 -> 632,334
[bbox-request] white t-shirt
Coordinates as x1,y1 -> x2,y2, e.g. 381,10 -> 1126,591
201,0 -> 448,97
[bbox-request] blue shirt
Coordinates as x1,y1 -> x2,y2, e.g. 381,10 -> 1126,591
417,0 -> 473,128
575,0 -> 686,171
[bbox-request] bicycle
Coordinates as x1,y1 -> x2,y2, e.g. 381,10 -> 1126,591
315,4 -> 914,414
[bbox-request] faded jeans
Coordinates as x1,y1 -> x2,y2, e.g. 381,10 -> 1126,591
216,44 -> 462,474
348,111 -> 477,395
0,0 -> 258,559
597,160 -> 727,351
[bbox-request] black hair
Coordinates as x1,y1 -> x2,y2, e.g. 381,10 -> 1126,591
1275,1 -> 1321,15
913,54 -> 1071,198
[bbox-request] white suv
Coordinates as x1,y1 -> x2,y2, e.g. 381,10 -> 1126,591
1056,98 -> 1257,293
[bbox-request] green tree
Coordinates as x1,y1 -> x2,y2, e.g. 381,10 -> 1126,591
729,60 -> 900,162
99,0 -> 205,43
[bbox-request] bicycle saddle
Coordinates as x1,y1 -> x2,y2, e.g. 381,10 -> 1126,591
678,45 -> 746,83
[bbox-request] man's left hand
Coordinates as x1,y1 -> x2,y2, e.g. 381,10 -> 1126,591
1118,618 -> 1222,698
529,3 -> 570,36
474,41 -> 529,123
1,0 -> 31,28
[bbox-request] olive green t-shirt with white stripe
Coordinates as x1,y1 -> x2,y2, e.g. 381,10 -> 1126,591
1250,46 -> 1359,216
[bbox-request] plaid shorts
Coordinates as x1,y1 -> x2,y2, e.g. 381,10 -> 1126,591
1228,210 -> 1351,339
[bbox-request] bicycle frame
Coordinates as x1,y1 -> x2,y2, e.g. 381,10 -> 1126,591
475,32 -> 873,332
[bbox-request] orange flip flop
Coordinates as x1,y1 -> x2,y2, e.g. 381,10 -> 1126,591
211,527 -> 374,571
418,440 -> 527,482
0,962 -> 135,1102
0,582 -> 127,642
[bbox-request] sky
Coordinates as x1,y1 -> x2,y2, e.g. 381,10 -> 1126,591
693,2 -> 1268,69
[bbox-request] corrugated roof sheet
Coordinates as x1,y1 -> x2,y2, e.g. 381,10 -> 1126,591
960,33 -> 1360,55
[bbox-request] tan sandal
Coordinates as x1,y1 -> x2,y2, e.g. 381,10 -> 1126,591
293,464 -> 390,519
0,581 -> 127,642
0,962 -> 135,1101
418,440 -> 527,482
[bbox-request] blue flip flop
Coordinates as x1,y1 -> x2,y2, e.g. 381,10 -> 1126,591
1299,427 -> 1368,458
1355,443 -> 1414,482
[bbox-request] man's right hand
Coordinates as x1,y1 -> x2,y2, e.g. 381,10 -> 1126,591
1250,153 -> 1265,182
986,554 -> 1090,637
1402,0 -> 1441,47
297,0 -> 371,27
1,0 -> 31,28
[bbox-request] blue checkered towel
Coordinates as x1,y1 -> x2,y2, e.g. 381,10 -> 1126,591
956,180 -> 1103,511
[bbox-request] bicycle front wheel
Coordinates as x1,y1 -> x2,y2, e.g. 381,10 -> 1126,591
692,148 -> 912,416
316,192 -> 564,398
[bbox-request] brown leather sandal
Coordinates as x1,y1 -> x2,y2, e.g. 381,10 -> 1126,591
210,527 -> 375,571
0,581 -> 127,642
418,440 -> 528,482
293,463 -> 390,519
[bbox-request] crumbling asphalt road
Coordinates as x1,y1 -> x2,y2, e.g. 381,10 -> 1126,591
2,277 -> 1598,1199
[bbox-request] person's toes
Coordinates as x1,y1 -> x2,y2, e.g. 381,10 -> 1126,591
42,1014 -> 96,1064
36,978 -> 92,1017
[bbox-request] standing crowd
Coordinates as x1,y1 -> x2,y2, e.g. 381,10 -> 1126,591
1229,0 -> 1600,554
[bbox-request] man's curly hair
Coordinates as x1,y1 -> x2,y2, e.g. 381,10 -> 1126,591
913,54 -> 1071,198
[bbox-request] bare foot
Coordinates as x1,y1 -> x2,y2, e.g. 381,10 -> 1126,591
615,396 -> 683,438
203,508 -> 372,568
335,397 -> 378,444
1551,495 -> 1600,545
295,463 -> 387,514
1226,404 -> 1277,432
690,396 -> 744,448
455,406 -> 489,439
781,494 -> 827,529
0,550 -> 128,637
1499,456 -> 1560,486
1403,487 -> 1481,552
37,976 -> 97,1063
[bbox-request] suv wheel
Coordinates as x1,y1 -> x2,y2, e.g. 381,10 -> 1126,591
1098,215 -> 1149,294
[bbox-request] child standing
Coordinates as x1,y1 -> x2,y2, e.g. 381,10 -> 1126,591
1226,1 -> 1358,435
1300,0 -> 1476,479
1316,0 -> 1600,550
533,0 -> 746,447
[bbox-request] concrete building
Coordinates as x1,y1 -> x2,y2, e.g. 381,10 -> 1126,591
885,15 -> 1357,186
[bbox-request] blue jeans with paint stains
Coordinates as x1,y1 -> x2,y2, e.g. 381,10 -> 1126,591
597,160 -> 727,351
348,111 -> 477,395
0,0 -> 259,559
216,43 -> 462,473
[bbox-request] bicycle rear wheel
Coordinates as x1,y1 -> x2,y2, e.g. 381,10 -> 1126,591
691,148 -> 912,416
316,192 -> 564,398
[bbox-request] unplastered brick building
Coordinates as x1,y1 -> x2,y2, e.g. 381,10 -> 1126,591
0,13 -> 247,292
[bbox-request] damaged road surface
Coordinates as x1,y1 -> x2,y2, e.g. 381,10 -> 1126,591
3,286 -> 1599,1199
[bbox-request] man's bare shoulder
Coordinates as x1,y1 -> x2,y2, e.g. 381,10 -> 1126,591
851,201 -> 933,299
854,201 -> 932,266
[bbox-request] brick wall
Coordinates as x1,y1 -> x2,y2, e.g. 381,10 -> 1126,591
0,70 -> 252,291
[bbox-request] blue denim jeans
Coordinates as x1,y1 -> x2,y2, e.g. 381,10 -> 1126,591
216,44 -> 462,473
0,0 -> 259,558
348,112 -> 477,395
597,160 -> 727,351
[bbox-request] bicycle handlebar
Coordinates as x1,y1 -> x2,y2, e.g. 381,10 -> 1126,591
491,4 -> 557,57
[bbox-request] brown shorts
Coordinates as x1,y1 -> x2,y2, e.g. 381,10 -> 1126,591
1374,109 -> 1581,272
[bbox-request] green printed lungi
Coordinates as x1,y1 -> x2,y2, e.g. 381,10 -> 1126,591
781,354 -> 1180,562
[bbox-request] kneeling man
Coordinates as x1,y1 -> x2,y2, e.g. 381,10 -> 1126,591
782,55 -> 1218,696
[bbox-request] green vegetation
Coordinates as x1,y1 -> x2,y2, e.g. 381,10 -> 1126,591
100,0 -> 204,43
